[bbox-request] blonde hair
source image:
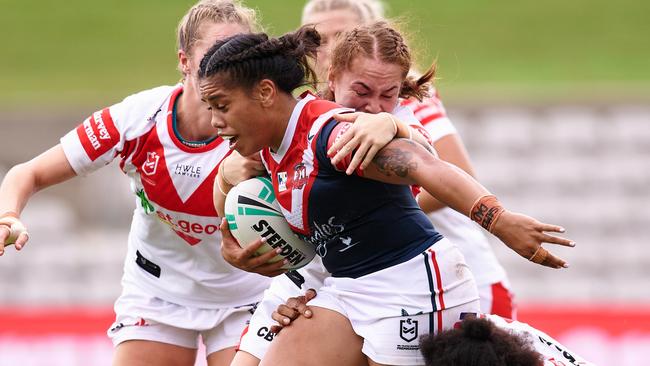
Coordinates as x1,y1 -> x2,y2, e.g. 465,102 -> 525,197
177,0 -> 261,56
301,0 -> 385,24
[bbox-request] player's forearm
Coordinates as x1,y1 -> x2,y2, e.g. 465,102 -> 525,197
0,145 -> 76,216
366,138 -> 489,215
0,163 -> 39,215
414,157 -> 490,217
416,192 -> 446,213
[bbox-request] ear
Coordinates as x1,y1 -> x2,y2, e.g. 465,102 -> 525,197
257,79 -> 277,108
178,50 -> 191,76
327,65 -> 336,95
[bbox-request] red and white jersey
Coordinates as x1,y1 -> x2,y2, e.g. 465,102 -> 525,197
482,314 -> 594,366
401,90 -> 507,287
60,84 -> 270,308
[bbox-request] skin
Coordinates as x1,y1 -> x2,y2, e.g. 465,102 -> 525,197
0,20 -> 260,366
328,57 -> 403,114
202,74 -> 573,365
326,56 -> 434,172
303,9 -> 362,81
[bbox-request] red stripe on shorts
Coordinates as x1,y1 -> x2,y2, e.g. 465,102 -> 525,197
429,249 -> 446,332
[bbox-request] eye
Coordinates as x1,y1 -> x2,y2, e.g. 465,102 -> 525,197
381,94 -> 395,99
354,91 -> 368,97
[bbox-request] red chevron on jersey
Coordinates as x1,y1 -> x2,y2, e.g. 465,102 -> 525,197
76,108 -> 120,161
261,93 -> 350,234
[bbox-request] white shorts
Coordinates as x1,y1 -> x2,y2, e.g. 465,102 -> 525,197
308,238 -> 480,366
108,283 -> 256,356
478,280 -> 517,319
238,257 -> 329,359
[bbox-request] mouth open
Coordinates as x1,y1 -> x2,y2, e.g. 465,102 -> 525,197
220,134 -> 238,150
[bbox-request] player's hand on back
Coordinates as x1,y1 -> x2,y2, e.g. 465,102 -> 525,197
491,211 -> 575,269
270,288 -> 317,334
221,151 -> 266,186
219,218 -> 287,277
328,112 -> 397,174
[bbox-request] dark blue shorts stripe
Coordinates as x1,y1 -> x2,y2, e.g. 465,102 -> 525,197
422,252 -> 437,332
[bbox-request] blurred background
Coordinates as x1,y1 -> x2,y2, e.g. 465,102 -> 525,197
1,0 -> 648,364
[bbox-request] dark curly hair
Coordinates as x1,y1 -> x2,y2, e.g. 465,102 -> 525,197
198,26 -> 320,93
419,317 -> 544,366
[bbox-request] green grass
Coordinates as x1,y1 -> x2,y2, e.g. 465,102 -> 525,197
1,0 -> 648,107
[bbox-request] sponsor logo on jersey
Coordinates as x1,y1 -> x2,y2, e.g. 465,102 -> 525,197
277,172 -> 288,192
293,163 -> 308,190
173,163 -> 202,178
155,210 -> 219,246
142,152 -> 160,176
76,108 -> 119,161
309,216 -> 346,257
251,219 -> 307,266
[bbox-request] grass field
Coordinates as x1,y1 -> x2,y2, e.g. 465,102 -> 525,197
1,0 -> 649,107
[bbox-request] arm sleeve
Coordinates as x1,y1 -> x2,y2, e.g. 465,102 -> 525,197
59,85 -> 172,176
60,107 -> 123,176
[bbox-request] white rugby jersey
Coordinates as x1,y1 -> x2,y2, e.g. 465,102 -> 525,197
482,314 -> 594,366
401,90 -> 507,287
60,84 -> 270,308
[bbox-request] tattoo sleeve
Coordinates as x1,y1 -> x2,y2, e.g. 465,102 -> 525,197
372,140 -> 419,178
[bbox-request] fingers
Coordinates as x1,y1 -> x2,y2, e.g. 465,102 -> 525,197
328,130 -> 355,160
14,232 -> 29,251
345,140 -> 371,175
332,112 -> 360,123
539,233 -> 575,247
304,288 -> 317,302
0,226 -> 9,256
529,247 -> 568,269
537,223 -> 566,233
220,217 -> 232,236
360,145 -> 381,171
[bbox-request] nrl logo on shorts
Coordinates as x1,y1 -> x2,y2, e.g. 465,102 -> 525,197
142,151 -> 160,176
400,318 -> 418,342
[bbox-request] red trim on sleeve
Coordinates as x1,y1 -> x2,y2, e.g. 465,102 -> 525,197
75,108 -> 120,161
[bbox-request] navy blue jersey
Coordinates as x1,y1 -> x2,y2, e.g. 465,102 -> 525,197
260,94 -> 443,278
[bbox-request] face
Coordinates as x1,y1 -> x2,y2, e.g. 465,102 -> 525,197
180,22 -> 249,96
303,9 -> 361,81
329,56 -> 403,114
199,77 -> 272,156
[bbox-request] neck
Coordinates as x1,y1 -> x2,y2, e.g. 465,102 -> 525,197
175,84 -> 217,141
269,93 -> 298,152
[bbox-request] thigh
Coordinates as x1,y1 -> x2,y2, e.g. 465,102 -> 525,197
259,306 -> 365,366
207,346 -> 237,366
230,350 -> 262,366
202,303 -> 257,357
113,339 -> 197,366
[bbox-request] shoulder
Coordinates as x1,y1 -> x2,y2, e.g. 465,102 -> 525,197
302,98 -> 343,121
110,84 -> 178,124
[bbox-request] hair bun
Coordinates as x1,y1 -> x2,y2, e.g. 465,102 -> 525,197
462,318 -> 493,341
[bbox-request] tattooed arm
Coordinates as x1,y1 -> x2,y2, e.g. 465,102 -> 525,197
360,138 -> 573,269
362,138 -> 488,216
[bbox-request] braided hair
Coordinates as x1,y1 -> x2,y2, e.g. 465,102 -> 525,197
325,21 -> 435,101
198,26 -> 321,93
